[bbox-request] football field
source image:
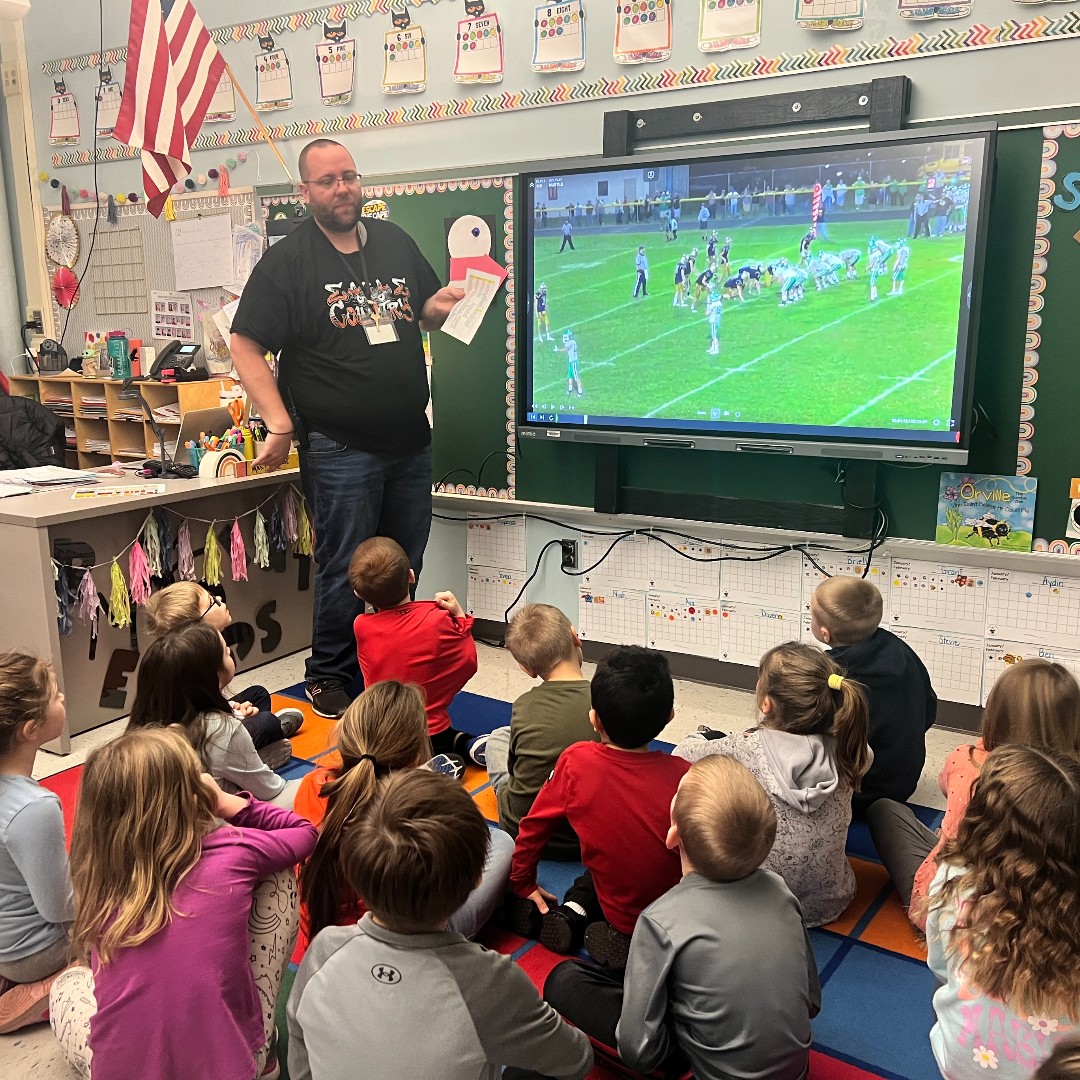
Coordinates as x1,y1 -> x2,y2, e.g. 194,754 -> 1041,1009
530,219 -> 965,431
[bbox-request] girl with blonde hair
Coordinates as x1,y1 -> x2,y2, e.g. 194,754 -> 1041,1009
49,727 -> 317,1080
675,641 -> 871,925
927,745 -> 1080,1079
869,658 -> 1080,931
297,681 -> 513,943
0,652 -> 72,1033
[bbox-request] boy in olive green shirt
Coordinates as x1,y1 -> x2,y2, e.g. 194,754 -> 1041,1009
485,605 -> 598,860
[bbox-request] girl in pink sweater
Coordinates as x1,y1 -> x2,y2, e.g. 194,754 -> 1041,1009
50,727 -> 317,1080
868,658 -> 1080,931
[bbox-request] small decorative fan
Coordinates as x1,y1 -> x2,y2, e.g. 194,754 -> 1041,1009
45,212 -> 79,268
51,265 -> 80,308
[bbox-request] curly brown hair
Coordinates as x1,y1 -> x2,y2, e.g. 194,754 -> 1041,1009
932,744 -> 1080,1021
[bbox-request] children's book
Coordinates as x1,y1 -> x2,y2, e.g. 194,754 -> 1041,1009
936,473 -> 1037,552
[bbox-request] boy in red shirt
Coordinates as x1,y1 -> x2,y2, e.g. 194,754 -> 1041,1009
506,646 -> 689,970
349,536 -> 481,764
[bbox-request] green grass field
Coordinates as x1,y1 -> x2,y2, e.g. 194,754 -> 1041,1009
531,218 -> 965,432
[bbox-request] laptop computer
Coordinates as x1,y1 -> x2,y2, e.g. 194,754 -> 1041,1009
173,406 -> 234,459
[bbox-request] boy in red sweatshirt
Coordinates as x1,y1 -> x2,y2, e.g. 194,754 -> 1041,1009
506,646 -> 689,969
349,536 -> 481,763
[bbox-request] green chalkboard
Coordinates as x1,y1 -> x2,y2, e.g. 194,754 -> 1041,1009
368,178 -> 515,496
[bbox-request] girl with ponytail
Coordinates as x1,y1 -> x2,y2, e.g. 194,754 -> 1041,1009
297,681 -> 514,944
675,642 -> 871,925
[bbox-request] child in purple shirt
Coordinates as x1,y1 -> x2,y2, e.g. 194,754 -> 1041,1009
50,727 -> 317,1080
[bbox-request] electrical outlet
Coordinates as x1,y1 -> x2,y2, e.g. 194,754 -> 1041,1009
25,307 -> 43,333
2,63 -> 20,97
560,539 -> 578,570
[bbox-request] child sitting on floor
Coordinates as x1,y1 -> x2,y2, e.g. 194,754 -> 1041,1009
870,658 -> 1080,931
50,726 -> 317,1080
926,745 -> 1080,1080
507,646 -> 689,969
675,641 -> 871,927
525,756 -> 820,1080
297,680 -> 513,943
0,652 -> 73,1034
488,604 -> 598,860
349,536 -> 482,765
811,575 -> 936,812
128,622 -> 299,808
287,769 -> 593,1080
144,581 -> 303,769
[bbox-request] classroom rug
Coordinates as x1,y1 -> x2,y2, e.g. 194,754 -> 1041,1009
43,687 -> 944,1080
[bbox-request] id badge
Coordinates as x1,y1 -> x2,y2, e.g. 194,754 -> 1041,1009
364,318 -> 399,345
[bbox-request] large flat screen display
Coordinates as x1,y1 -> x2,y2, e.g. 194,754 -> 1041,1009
518,126 -> 995,463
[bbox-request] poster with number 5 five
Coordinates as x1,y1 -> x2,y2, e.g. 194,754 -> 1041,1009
614,0 -> 672,64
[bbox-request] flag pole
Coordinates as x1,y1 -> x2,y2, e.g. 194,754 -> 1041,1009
225,62 -> 294,183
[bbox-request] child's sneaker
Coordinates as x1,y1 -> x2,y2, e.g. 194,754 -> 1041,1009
257,739 -> 293,770
0,974 -> 55,1033
584,921 -> 632,970
424,754 -> 465,780
540,904 -> 588,955
259,1026 -> 281,1079
276,708 -> 304,738
467,734 -> 489,768
501,894 -> 543,939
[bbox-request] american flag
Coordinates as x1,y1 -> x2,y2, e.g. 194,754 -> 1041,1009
113,0 -> 225,217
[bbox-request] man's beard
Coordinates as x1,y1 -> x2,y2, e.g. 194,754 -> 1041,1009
312,197 -> 360,233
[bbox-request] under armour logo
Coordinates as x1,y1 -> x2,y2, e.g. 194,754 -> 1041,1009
371,964 -> 402,984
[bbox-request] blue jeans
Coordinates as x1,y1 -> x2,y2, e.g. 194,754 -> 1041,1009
299,433 -> 433,687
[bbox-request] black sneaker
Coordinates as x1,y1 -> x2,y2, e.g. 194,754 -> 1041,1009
540,906 -> 587,955
584,921 -> 632,970
305,680 -> 350,719
501,894 -> 543,939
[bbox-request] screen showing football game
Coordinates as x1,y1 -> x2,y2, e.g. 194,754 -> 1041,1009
520,131 -> 992,456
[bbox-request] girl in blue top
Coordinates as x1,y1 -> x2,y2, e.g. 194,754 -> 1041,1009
0,651 -> 73,1032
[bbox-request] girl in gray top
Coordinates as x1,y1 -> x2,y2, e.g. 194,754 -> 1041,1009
675,642 -> 872,926
0,652 -> 74,1032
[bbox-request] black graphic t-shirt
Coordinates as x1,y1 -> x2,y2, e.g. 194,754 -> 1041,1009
232,216 -> 441,453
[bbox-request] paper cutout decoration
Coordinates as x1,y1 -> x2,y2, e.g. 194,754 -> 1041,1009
447,215 -> 507,288
95,66 -> 122,138
316,20 -> 355,106
532,2 -> 586,72
49,79 -> 80,145
699,0 -> 761,52
384,6 -> 428,94
897,0 -> 971,18
614,0 -> 673,65
454,11 -> 504,83
206,69 -> 236,123
255,33 -> 293,111
51,265 -> 80,309
795,0 -> 864,29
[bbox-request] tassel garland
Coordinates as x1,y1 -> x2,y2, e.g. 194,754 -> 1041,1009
54,563 -> 74,636
253,510 -> 270,569
281,487 -> 299,544
163,195 -> 176,221
178,520 -> 195,580
295,497 -> 314,557
107,194 -> 117,224
218,166 -> 230,198
230,518 -> 248,581
141,513 -> 164,577
76,568 -> 102,631
203,523 -> 223,586
269,504 -> 286,552
128,540 -> 151,605
109,559 -> 131,628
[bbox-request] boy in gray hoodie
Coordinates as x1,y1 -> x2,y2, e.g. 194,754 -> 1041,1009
287,770 -> 592,1080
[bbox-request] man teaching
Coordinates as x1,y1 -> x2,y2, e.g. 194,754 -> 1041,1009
230,139 -> 463,720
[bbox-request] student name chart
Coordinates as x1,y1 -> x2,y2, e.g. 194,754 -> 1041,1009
982,639 -> 1080,706
581,533 -> 651,590
720,545 -> 803,608
984,569 -> 1080,651
466,514 -> 527,572
648,594 -> 722,656
801,554 -> 891,615
720,602 -> 799,666
648,540 -> 721,598
887,559 -> 988,637
891,625 -> 984,706
579,587 -> 647,646
467,566 -> 525,621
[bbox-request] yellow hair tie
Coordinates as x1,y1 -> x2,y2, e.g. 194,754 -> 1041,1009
828,673 -> 845,690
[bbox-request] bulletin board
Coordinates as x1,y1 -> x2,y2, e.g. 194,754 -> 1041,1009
42,191 -> 256,361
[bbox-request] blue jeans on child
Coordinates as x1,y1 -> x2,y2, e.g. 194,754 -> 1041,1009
299,434 -> 433,690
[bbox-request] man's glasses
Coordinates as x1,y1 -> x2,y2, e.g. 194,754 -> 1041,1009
201,595 -> 225,619
302,172 -> 361,190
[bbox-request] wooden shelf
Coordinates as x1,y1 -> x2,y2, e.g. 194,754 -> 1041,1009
6,375 -> 233,470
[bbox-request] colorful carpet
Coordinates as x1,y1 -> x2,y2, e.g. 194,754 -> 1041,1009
43,688 -> 943,1080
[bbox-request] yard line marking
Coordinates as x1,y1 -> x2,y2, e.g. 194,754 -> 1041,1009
834,351 -> 954,425
643,269 -> 955,419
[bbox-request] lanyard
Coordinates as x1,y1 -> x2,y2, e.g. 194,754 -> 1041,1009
333,226 -> 378,323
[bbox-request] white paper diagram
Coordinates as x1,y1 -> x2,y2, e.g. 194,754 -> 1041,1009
466,514 -> 527,572
316,38 -> 356,106
891,625 -> 984,706
719,602 -> 799,665
454,13 -> 504,83
95,74 -> 122,138
579,586 -> 647,646
801,553 -> 891,616
614,0 -> 672,63
383,26 -> 428,93
580,533 -> 651,588
532,1 -> 586,72
648,539 -> 721,598
982,639 -> 1080,707
467,566 -> 525,621
984,568 -> 1080,650
720,545 -> 803,607
49,89 -> 80,145
888,559 -> 988,637
255,47 -> 293,110
648,593 -> 722,657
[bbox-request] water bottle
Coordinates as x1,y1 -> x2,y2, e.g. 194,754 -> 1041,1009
107,331 -> 131,380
